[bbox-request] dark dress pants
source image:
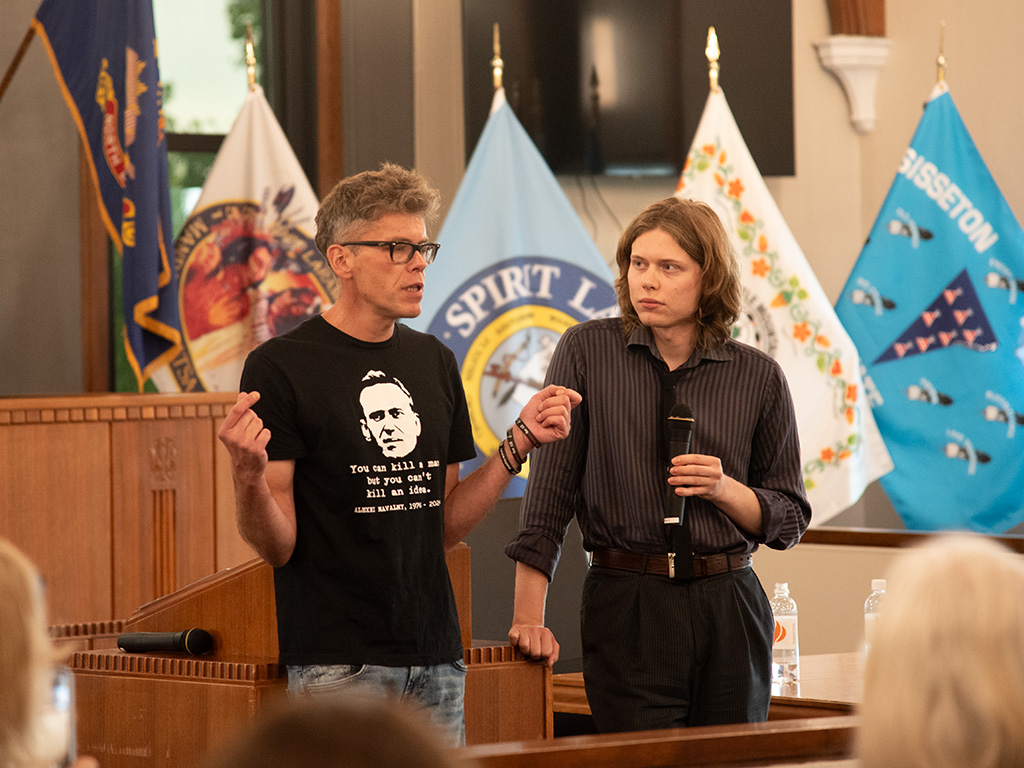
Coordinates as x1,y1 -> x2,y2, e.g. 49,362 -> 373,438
580,563 -> 773,732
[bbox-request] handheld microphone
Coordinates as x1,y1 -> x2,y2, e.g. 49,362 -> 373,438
117,628 -> 214,656
665,403 -> 694,525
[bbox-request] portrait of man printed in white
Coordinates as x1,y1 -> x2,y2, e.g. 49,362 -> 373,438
358,370 -> 422,458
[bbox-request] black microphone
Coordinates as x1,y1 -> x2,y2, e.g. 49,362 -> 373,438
666,403 -> 694,525
117,628 -> 214,656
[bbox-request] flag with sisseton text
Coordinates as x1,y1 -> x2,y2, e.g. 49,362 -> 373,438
836,83 -> 1024,532
409,88 -> 618,497
676,87 -> 893,524
32,0 -> 181,390
150,84 -> 335,393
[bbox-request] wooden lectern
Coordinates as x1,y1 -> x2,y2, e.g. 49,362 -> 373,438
0,394 -> 551,763
65,544 -> 552,767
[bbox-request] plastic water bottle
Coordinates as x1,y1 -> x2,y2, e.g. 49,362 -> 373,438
864,579 -> 886,655
770,582 -> 799,683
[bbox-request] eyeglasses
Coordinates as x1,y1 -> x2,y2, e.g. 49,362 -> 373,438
338,241 -> 440,265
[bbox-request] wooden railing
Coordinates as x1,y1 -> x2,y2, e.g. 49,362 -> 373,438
459,716 -> 858,768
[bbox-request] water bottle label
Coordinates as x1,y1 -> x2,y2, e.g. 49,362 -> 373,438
864,612 -> 879,652
773,615 -> 798,650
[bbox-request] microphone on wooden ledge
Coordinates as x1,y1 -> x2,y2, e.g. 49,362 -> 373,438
117,628 -> 214,656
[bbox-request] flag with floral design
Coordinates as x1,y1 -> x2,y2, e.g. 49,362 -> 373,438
676,87 -> 892,523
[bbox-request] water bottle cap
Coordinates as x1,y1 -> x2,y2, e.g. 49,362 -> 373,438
775,582 -> 789,593
871,579 -> 886,591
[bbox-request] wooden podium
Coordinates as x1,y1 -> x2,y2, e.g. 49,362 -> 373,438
66,545 -> 552,767
0,394 -> 551,763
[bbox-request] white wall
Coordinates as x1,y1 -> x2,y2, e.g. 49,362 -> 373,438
755,543 -> 900,656
0,0 -> 82,394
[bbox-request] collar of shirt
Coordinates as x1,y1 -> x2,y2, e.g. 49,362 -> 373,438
624,325 -> 732,371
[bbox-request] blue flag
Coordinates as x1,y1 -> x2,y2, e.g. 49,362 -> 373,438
410,88 -> 617,496
33,0 -> 181,389
836,84 -> 1024,532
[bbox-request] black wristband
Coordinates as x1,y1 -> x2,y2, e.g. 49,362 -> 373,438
515,417 -> 541,448
506,426 -> 526,466
498,440 -> 521,475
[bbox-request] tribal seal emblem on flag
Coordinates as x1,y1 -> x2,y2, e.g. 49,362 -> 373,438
428,257 -> 616,480
170,190 -> 335,392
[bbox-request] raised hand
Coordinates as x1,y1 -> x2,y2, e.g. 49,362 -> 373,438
518,385 -> 583,446
218,391 -> 272,486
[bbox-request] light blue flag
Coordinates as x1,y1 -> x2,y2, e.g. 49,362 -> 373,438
410,88 -> 617,496
836,84 -> 1024,532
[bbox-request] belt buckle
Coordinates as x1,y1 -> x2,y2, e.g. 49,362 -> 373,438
668,552 -> 675,579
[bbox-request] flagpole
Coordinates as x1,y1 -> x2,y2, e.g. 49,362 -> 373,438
0,25 -> 36,107
706,26 -> 720,92
246,22 -> 257,92
491,23 -> 503,91
935,20 -> 947,85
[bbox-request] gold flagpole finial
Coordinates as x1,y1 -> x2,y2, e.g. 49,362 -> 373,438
706,26 -> 720,92
936,20 -> 947,85
246,21 -> 257,92
491,23 -> 504,91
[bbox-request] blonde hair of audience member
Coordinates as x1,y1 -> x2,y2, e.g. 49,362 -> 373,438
0,538 -> 58,768
859,533 -> 1024,768
201,695 -> 471,768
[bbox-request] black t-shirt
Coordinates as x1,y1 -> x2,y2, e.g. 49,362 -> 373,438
241,316 -> 476,666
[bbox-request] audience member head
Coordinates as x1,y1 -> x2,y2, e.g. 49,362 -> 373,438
201,694 -> 468,768
859,533 -> 1024,768
314,163 -> 441,257
0,538 -> 57,768
614,196 -> 741,350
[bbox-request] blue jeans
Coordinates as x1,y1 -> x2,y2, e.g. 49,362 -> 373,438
286,660 -> 468,746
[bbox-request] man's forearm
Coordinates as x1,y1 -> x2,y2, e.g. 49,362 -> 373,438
442,430 -> 530,549
233,476 -> 296,567
512,561 -> 550,625
509,561 -> 559,665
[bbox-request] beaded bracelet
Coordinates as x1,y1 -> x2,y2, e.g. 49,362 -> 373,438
515,417 -> 541,448
505,426 -> 526,466
497,439 -> 521,475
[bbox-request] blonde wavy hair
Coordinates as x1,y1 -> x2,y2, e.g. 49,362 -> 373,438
0,539 -> 54,768
859,533 -> 1024,768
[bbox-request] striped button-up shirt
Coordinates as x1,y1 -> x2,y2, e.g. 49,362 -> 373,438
506,318 -> 811,581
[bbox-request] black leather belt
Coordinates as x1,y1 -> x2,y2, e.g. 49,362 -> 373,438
590,548 -> 753,579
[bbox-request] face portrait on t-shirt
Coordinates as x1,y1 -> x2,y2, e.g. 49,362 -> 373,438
358,371 -> 422,458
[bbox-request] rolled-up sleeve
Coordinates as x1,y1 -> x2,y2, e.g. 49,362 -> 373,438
505,330 -> 588,581
748,362 -> 812,549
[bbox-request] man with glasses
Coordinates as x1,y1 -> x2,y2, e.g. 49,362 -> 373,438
217,163 -> 581,746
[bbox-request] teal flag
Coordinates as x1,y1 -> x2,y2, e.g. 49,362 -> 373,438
33,0 -> 181,389
410,88 -> 617,496
836,85 -> 1024,532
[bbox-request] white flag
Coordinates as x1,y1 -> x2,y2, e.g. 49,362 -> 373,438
676,88 -> 892,523
153,85 -> 336,392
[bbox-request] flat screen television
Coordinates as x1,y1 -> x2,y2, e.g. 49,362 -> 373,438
462,0 -> 794,177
